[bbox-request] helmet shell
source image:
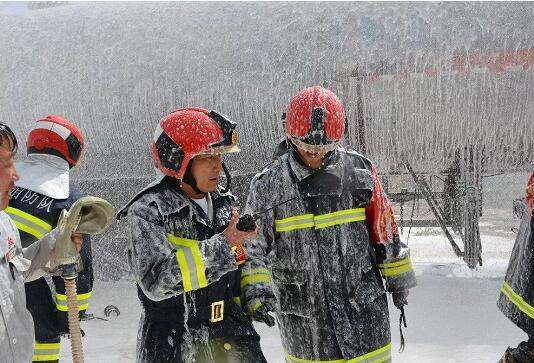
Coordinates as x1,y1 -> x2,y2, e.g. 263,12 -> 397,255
285,86 -> 346,146
152,107 -> 239,180
27,115 -> 85,167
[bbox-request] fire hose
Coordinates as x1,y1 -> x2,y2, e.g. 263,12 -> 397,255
66,277 -> 84,362
54,196 -> 115,363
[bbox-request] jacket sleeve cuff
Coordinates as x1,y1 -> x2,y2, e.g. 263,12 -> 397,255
240,259 -> 275,314
376,242 -> 417,292
198,233 -> 238,285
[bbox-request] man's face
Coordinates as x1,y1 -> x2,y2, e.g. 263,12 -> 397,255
296,146 -> 327,170
190,154 -> 223,193
0,137 -> 19,210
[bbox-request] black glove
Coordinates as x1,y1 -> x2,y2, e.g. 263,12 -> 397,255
252,305 -> 275,327
392,290 -> 409,309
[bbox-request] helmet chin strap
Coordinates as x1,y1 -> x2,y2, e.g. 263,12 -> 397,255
221,161 -> 231,194
182,162 -> 205,195
182,160 -> 232,195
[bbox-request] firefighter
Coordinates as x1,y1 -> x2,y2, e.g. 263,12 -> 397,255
6,116 -> 93,363
497,170 -> 534,363
117,108 -> 267,363
241,86 -> 417,362
0,122 -> 84,362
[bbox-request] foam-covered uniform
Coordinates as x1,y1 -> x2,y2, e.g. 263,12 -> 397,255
118,107 -> 267,363
497,171 -> 534,363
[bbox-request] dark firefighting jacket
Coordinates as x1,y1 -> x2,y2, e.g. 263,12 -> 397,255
118,177 -> 265,363
497,172 -> 534,337
242,147 -> 417,363
6,184 -> 93,361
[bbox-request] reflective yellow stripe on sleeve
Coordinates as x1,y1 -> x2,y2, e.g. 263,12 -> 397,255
501,280 -> 534,319
240,268 -> 272,288
167,234 -> 208,292
348,342 -> 392,363
285,353 -> 344,363
275,208 -> 366,233
5,207 -> 53,240
241,268 -> 270,278
55,291 -> 93,312
33,342 -> 61,361
285,342 -> 391,363
378,258 -> 413,277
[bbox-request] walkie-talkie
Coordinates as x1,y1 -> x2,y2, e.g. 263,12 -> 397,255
236,214 -> 258,232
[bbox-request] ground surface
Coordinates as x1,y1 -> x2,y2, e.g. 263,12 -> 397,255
59,232 -> 526,363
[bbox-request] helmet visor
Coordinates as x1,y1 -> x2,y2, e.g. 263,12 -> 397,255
290,137 -> 340,154
193,144 -> 241,157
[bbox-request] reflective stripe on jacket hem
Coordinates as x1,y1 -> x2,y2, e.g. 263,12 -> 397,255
501,280 -> 534,319
275,208 -> 366,232
285,342 -> 392,363
55,291 -> 92,312
167,234 -> 208,292
32,342 -> 60,361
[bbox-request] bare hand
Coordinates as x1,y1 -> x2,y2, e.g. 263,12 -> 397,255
223,208 -> 258,247
70,233 -> 83,253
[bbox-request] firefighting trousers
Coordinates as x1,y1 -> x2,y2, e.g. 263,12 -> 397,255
25,277 -> 62,363
137,300 -> 267,363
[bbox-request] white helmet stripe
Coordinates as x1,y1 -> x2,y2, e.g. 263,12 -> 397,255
153,123 -> 164,142
35,120 -> 71,140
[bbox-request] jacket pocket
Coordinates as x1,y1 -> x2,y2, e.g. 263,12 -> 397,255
271,268 -> 309,316
350,168 -> 374,207
349,255 -> 386,311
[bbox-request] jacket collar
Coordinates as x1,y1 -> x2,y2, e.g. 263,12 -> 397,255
287,148 -> 344,197
287,148 -> 343,181
117,174 -> 234,229
162,184 -> 234,230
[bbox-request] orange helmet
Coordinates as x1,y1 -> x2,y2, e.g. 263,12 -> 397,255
285,86 -> 346,152
152,107 -> 239,180
27,115 -> 84,167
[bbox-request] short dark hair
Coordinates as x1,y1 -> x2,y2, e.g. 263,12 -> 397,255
0,123 -> 18,153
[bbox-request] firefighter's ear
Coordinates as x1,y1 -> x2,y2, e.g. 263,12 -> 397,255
281,112 -> 286,129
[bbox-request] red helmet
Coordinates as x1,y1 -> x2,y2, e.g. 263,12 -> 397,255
285,86 -> 346,151
152,107 -> 240,180
27,115 -> 85,167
